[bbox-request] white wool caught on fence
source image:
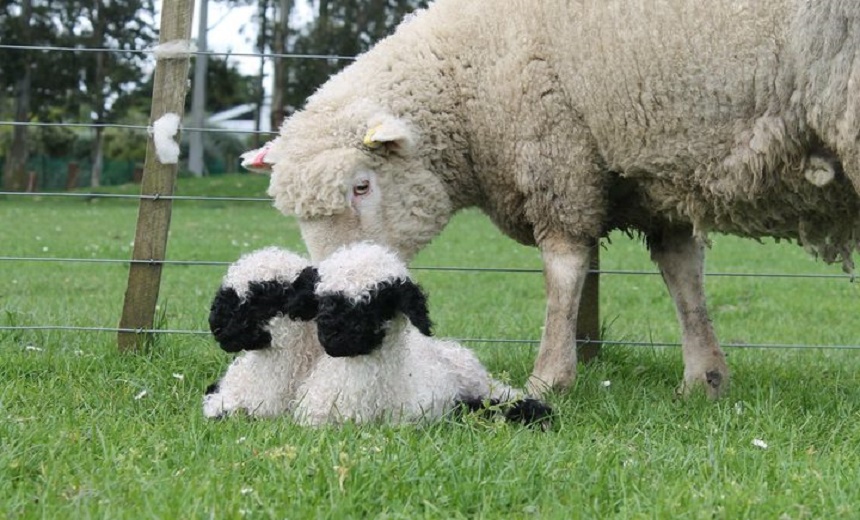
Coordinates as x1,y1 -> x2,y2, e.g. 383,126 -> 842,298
151,40 -> 196,59
150,113 -> 182,164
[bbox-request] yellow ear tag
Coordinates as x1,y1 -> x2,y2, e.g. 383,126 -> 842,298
363,125 -> 384,149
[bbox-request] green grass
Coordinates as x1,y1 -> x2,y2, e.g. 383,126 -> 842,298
1,174 -> 859,519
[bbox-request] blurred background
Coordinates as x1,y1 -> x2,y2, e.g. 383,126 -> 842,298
0,0 -> 428,190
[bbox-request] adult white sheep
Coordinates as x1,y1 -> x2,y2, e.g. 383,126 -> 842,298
255,0 -> 860,398
293,242 -> 553,427
204,247 -> 321,418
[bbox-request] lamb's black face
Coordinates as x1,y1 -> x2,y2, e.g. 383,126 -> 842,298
208,267 -> 320,353
315,278 -> 432,358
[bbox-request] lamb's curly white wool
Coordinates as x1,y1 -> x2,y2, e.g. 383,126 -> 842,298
203,247 -> 322,418
292,242 -> 552,426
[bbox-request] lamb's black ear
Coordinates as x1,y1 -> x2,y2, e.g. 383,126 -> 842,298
209,286 -> 273,352
209,281 -> 296,353
284,266 -> 319,321
392,279 -> 432,336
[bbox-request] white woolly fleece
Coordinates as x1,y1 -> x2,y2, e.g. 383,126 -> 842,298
293,242 -> 522,426
203,317 -> 321,418
203,247 -> 324,419
150,113 -> 181,164
222,247 -> 310,300
314,242 -> 410,301
293,326 -> 520,426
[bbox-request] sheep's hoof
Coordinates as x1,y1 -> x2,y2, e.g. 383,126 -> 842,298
526,368 -> 575,397
677,367 -> 729,400
526,376 -> 553,398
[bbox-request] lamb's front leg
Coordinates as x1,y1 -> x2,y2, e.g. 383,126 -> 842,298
649,229 -> 728,398
527,237 -> 594,396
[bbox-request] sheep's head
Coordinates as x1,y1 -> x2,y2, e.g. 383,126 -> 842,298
313,242 -> 432,358
209,247 -> 319,353
262,101 -> 453,262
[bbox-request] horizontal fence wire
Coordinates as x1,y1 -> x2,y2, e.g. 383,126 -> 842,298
2,43 -> 857,353
0,192 -> 272,202
3,325 -> 859,351
0,44 -> 357,62
0,254 -> 855,279
0,120 -> 277,136
0,44 -> 355,135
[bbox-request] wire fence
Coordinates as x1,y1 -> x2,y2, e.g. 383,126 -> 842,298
2,35 -> 858,353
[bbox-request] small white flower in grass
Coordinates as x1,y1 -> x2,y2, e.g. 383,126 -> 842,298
134,390 -> 148,400
25,345 -> 43,352
240,487 -> 254,495
236,436 -> 247,444
172,373 -> 184,380
752,438 -> 768,449
601,380 -> 611,387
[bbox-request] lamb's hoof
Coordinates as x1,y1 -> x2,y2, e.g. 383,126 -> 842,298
677,367 -> 729,400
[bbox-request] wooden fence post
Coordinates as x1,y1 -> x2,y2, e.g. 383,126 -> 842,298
117,0 -> 196,352
577,246 -> 601,362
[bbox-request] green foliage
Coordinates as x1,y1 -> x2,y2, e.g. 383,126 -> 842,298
200,56 -> 260,114
32,123 -> 78,158
275,0 -> 430,110
1,0 -> 157,190
113,56 -> 259,117
1,176 -> 859,517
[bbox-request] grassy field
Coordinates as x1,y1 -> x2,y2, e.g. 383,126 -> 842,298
1,174 -> 858,519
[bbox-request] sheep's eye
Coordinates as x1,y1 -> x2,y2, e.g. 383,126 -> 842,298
353,181 -> 370,196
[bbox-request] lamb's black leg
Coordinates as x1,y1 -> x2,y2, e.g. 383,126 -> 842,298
454,396 -> 554,429
503,398 -> 554,427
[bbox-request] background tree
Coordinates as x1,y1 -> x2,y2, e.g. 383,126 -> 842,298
282,0 -> 428,116
1,0 -> 155,190
1,0 -> 72,191
62,0 -> 157,187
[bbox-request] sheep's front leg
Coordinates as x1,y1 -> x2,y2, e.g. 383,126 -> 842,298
527,237 -> 593,396
649,230 -> 728,398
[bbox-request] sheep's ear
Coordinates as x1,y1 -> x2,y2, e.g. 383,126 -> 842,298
240,141 -> 275,174
284,266 -> 320,320
362,117 -> 415,154
394,280 -> 433,336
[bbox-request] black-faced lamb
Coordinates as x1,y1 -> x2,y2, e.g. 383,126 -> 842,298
204,244 -> 551,427
292,242 -> 552,426
250,0 -> 860,398
204,247 -> 321,418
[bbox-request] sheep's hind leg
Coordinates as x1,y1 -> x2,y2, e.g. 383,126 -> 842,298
526,237 -> 594,396
649,229 -> 728,399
